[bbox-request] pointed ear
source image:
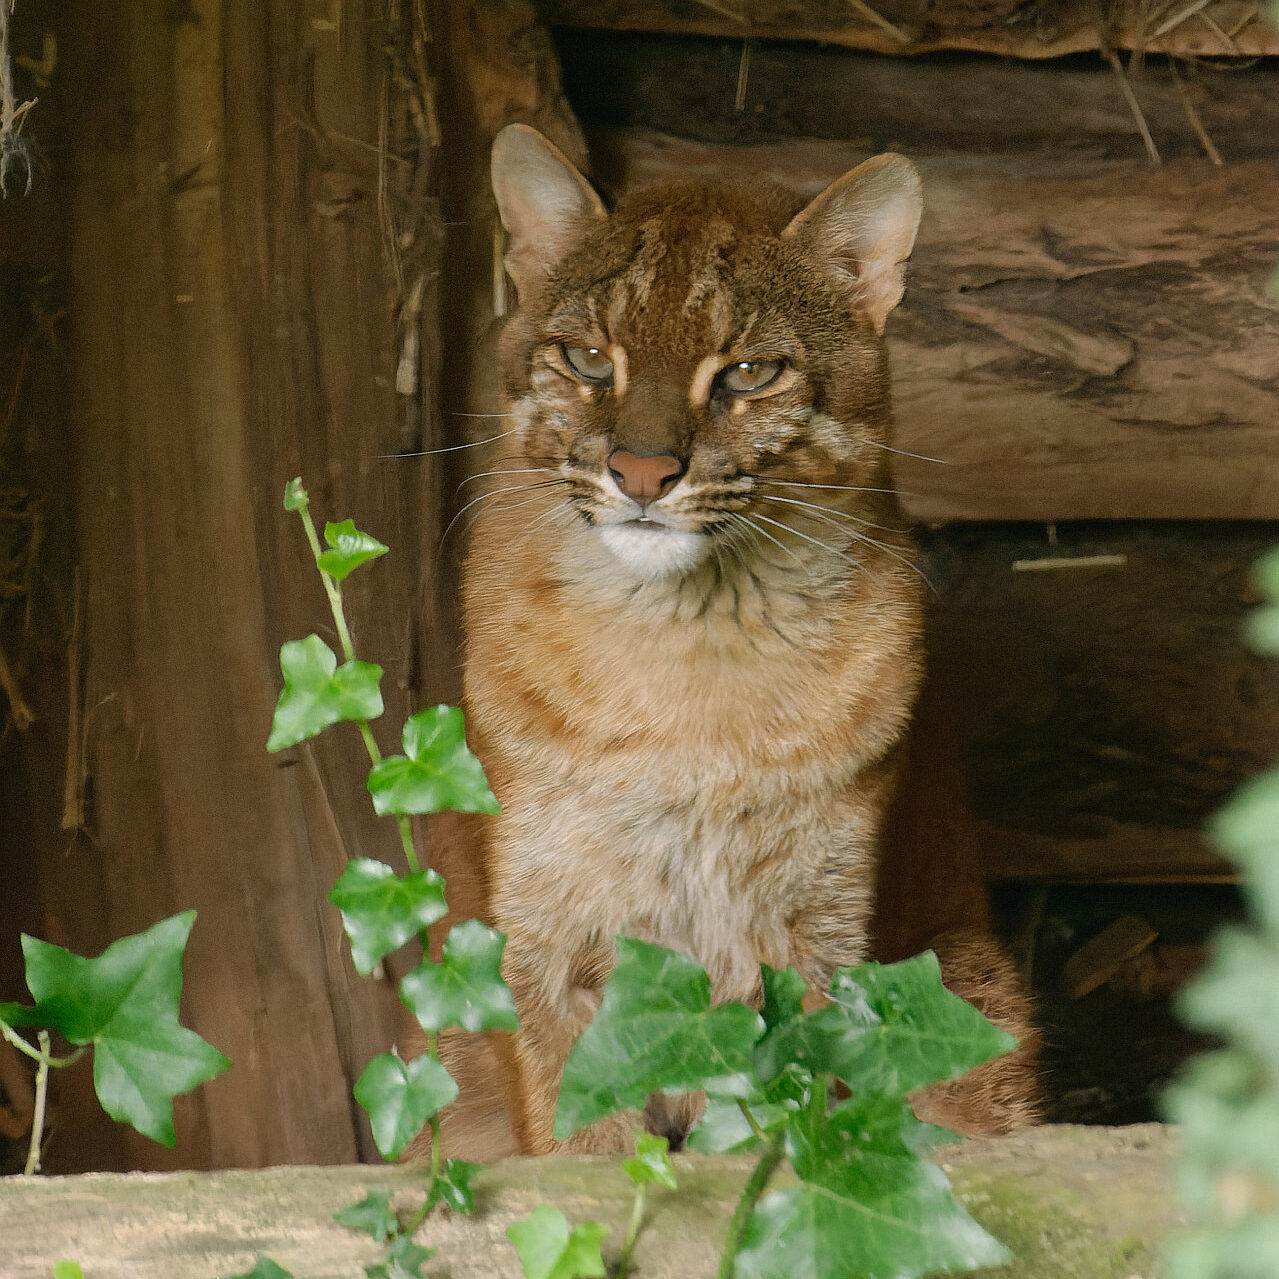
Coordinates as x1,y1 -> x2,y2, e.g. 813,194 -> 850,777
491,124 -> 606,299
783,153 -> 923,334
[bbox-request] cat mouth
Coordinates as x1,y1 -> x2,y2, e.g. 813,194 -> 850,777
596,517 -> 708,579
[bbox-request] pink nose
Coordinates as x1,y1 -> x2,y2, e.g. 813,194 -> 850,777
608,450 -> 684,505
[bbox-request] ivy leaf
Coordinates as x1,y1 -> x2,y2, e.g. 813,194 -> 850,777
368,705 -> 500,816
267,635 -> 384,752
761,964 -> 807,1031
623,1132 -> 678,1189
431,1157 -> 482,1215
1253,545 -> 1279,600
754,953 -> 1015,1097
354,1052 -> 458,1162
1245,605 -> 1279,657
334,1190 -> 400,1243
225,1256 -> 295,1279
688,1066 -> 809,1155
506,1205 -> 608,1279
52,1265 -> 86,1279
735,1094 -> 1009,1279
283,477 -> 309,512
328,859 -> 448,976
1210,774 -> 1279,930
398,920 -> 518,1034
1178,928 -> 1279,1070
21,912 -> 230,1147
554,938 -> 763,1141
365,1235 -> 436,1279
318,519 -> 389,583
1164,1219 -> 1279,1279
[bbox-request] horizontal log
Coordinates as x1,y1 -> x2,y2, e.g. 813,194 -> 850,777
587,128 -> 1279,521
0,1126 -> 1178,1278
543,0 -> 1279,58
558,32 -> 1279,162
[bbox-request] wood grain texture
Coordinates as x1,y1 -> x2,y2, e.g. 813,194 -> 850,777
542,0 -> 1279,58
586,128 -> 1279,521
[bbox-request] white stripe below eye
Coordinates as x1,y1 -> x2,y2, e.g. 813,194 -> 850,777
689,354 -> 723,407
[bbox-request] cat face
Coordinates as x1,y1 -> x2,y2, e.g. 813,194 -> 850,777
489,127 -> 923,582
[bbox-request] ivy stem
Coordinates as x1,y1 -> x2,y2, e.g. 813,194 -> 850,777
403,1031 -> 446,1236
718,1131 -> 784,1279
737,1099 -> 768,1142
294,498 -> 423,878
614,1181 -> 647,1279
25,1030 -> 51,1175
1,1022 -> 86,1176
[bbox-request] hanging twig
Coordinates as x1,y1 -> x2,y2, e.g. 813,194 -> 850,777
843,0 -> 913,44
1170,60 -> 1223,166
734,39 -> 752,114
1102,46 -> 1162,165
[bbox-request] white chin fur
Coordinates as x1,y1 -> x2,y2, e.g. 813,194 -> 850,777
598,522 -> 708,578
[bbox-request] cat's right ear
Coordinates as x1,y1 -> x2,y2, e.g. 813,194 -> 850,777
491,125 -> 606,299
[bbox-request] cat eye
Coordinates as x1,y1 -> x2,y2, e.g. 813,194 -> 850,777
560,343 -> 614,384
716,359 -> 785,395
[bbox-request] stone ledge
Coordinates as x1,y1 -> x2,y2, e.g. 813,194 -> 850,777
0,1124 -> 1179,1279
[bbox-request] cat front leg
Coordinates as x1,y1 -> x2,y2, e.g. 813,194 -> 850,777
501,930 -> 638,1155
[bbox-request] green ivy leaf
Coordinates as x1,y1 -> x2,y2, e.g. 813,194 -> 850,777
318,519 -> 389,583
761,964 -> 807,1031
1211,773 -> 1279,929
1163,1218 -> 1279,1279
1178,929 -> 1279,1071
367,706 -> 499,816
21,912 -> 230,1147
354,1052 -> 458,1162
554,938 -> 763,1141
398,920 -> 518,1034
267,635 -> 384,752
735,1094 -> 1009,1279
506,1205 -> 608,1279
754,953 -> 1015,1097
432,1157 -> 482,1215
1254,545 -> 1279,600
688,1066 -> 809,1155
334,1190 -> 400,1243
328,859 -> 448,976
52,1264 -> 86,1279
283,477 -> 309,512
365,1235 -> 436,1279
1245,605 -> 1279,657
623,1132 -> 678,1189
225,1256 -> 295,1279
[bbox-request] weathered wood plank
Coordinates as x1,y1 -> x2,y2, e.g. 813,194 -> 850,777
542,0 -> 1279,59
920,523 -> 1279,884
587,128 -> 1279,521
0,1127 -> 1178,1279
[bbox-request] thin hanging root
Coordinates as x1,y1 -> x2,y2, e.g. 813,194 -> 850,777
844,0 -> 913,44
691,0 -> 748,22
1170,61 -> 1223,165
734,39 -> 751,114
0,637 -> 32,730
1149,0 -> 1213,42
1102,46 -> 1162,165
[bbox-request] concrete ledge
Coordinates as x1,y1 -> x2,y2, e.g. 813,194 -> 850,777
0,1124 -> 1179,1278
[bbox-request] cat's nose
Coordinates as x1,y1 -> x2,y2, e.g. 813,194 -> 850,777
608,450 -> 685,506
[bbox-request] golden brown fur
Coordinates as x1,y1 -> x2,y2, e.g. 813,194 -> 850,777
413,126 -> 1038,1160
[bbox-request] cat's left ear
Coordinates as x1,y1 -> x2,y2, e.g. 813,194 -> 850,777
783,153 -> 923,334
491,124 -> 606,300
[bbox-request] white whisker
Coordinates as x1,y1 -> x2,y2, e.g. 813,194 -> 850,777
731,513 -> 805,570
379,427 -> 516,458
440,479 -> 562,548
864,439 -> 948,464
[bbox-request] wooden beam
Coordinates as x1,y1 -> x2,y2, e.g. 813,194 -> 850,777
542,0 -> 1279,59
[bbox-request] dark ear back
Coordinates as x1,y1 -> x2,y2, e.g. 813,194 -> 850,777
782,153 -> 923,333
491,124 -> 606,300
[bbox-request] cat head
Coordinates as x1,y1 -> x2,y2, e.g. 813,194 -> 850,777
488,125 -> 922,582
